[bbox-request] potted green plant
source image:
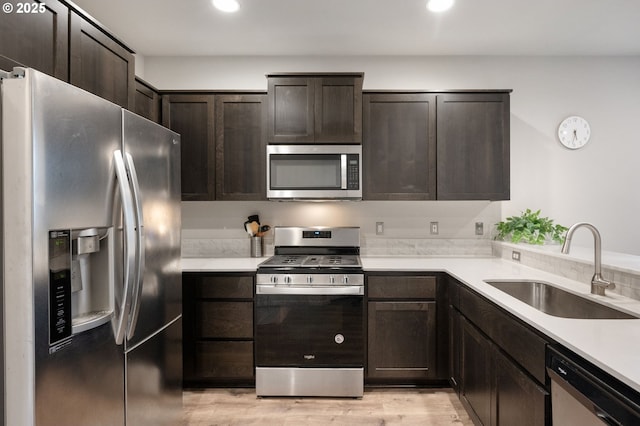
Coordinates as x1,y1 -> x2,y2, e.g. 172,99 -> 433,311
495,209 -> 568,245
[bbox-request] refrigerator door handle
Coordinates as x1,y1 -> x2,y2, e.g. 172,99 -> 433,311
124,152 -> 145,340
113,150 -> 138,345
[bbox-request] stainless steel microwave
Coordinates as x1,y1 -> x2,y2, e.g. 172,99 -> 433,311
267,145 -> 362,200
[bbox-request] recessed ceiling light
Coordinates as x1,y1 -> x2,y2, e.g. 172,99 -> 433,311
427,0 -> 454,12
213,0 -> 240,13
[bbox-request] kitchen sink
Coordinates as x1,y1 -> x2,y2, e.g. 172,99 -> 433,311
484,280 -> 639,319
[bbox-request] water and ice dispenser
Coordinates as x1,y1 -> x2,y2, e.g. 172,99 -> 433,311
48,227 -> 114,346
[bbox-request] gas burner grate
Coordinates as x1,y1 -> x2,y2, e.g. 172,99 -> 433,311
281,256 -> 303,265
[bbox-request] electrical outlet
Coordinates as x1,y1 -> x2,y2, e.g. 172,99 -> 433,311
376,222 -> 384,235
512,251 -> 521,262
475,222 -> 484,235
430,222 -> 439,235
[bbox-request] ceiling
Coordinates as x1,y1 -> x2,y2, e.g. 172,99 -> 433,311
70,0 -> 640,57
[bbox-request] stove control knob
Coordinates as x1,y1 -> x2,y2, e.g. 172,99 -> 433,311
284,275 -> 292,284
329,276 -> 336,284
306,276 -> 313,284
270,275 -> 278,284
343,275 -> 349,284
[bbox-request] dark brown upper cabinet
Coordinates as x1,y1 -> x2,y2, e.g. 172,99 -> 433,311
0,0 -> 69,80
363,93 -> 436,200
134,77 -> 161,123
267,73 -> 363,144
69,11 -> 135,109
436,93 -> 510,200
162,94 -> 216,201
362,90 -> 510,201
214,94 -> 267,200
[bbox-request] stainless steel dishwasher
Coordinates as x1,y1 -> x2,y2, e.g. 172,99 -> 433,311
547,346 -> 640,425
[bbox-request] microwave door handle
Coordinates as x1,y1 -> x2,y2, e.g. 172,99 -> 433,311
112,150 -> 137,345
123,152 -> 145,341
341,154 -> 348,189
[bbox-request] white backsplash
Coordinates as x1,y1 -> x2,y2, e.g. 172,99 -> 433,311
182,234 -> 492,258
492,241 -> 640,300
361,237 -> 492,257
181,199 -> 500,258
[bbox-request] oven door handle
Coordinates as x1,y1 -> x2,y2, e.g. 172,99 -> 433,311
256,285 -> 364,296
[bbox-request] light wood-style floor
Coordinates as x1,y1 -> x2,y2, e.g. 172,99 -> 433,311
184,388 -> 474,425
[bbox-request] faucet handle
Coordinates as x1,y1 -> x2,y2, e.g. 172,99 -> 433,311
592,274 -> 615,296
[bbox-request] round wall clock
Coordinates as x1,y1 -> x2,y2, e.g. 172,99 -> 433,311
558,116 -> 591,149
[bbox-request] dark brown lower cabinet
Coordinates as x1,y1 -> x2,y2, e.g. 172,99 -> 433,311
460,317 -> 493,425
494,347 -> 547,426
183,273 -> 255,387
366,273 -> 447,385
451,278 -> 549,426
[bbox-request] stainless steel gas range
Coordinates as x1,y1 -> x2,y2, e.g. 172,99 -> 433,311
255,227 -> 364,397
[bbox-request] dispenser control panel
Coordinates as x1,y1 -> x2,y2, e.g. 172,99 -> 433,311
49,230 -> 72,345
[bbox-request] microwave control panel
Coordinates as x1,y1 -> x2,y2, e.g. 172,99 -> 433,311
347,154 -> 360,190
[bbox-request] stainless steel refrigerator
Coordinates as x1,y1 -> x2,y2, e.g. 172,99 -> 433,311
1,67 -> 182,425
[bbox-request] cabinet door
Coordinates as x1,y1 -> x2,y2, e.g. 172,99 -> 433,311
494,348 -> 547,426
134,77 -> 160,123
315,77 -> 362,143
0,0 -> 68,80
460,317 -> 494,426
69,12 -> 135,109
436,93 -> 510,200
267,77 -> 315,143
363,94 -> 436,200
215,94 -> 267,200
162,94 -> 215,200
367,301 -> 436,380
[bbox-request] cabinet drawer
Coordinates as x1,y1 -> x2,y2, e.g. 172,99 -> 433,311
368,275 -> 436,299
195,275 -> 254,299
196,301 -> 253,338
459,286 -> 548,384
194,341 -> 254,379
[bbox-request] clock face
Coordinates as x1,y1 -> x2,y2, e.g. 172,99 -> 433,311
558,116 -> 591,149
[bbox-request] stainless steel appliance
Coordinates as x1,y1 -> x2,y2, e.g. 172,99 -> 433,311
547,346 -> 640,425
255,227 -> 364,397
266,145 -> 362,200
1,68 -> 182,425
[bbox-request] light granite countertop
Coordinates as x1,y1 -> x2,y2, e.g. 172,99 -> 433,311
181,255 -> 640,394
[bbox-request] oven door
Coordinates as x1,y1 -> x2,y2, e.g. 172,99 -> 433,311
266,145 -> 361,200
255,289 -> 364,368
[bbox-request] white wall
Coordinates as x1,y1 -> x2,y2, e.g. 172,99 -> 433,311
144,55 -> 640,255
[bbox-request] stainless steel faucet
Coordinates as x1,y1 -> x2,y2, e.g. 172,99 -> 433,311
561,222 -> 615,296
